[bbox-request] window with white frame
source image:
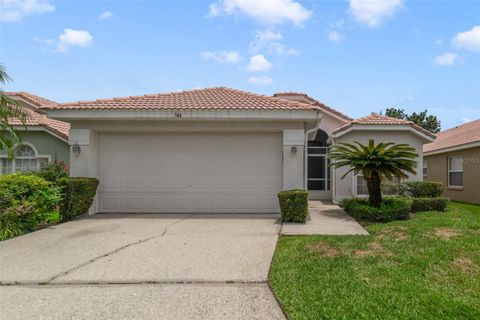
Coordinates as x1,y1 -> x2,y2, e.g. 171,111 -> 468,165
0,144 -> 49,174
448,156 -> 463,187
355,174 -> 369,195
423,159 -> 428,177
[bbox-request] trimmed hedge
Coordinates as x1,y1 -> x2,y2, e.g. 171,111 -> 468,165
0,174 -> 61,240
278,189 -> 309,223
411,197 -> 449,213
381,182 -> 400,196
400,181 -> 443,198
342,197 -> 411,222
58,177 -> 99,221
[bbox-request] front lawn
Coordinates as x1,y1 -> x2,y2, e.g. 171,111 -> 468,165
269,202 -> 480,320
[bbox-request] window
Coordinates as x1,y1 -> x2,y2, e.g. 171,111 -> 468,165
355,174 -> 369,195
448,156 -> 463,187
423,159 -> 428,177
307,130 -> 330,191
0,144 -> 49,174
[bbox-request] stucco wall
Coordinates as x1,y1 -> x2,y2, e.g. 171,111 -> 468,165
424,146 -> 480,204
0,130 -> 69,165
333,130 -> 425,202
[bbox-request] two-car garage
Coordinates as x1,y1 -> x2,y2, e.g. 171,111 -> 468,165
98,132 -> 283,213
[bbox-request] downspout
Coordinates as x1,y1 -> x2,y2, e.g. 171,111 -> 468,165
304,111 -> 323,190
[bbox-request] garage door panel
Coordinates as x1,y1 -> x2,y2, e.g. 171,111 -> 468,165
99,133 -> 282,213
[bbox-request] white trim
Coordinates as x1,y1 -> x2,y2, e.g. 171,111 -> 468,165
12,126 -> 69,143
447,156 -> 464,187
44,109 -> 320,122
331,124 -> 435,143
424,141 -> 480,156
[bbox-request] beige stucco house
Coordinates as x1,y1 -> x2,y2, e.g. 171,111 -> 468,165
423,119 -> 480,204
41,87 -> 435,214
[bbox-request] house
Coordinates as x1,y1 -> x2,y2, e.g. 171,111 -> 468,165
423,119 -> 480,204
0,92 -> 70,174
42,87 -> 434,214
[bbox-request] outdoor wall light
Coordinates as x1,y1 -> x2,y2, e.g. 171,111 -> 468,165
291,146 -> 297,153
72,143 -> 81,155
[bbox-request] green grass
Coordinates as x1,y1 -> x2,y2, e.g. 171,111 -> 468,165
269,202 -> 480,320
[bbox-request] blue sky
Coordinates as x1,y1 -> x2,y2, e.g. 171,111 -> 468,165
1,0 -> 479,129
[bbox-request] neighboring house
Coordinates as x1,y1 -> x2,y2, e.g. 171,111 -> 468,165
0,92 -> 70,174
423,119 -> 480,204
42,87 -> 434,214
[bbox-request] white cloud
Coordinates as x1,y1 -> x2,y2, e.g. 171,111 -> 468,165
460,116 -> 472,123
349,0 -> 403,27
99,11 -> 113,20
328,30 -> 345,42
246,54 -> 273,72
329,19 -> 344,29
434,52 -> 458,66
452,25 -> 480,53
406,96 -> 416,102
249,29 -> 299,55
248,76 -> 273,86
56,29 -> 93,52
33,36 -> 54,45
435,38 -> 443,45
200,50 -> 242,64
0,0 -> 54,22
208,0 -> 312,26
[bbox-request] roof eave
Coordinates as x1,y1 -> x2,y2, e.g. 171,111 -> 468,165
424,140 -> 480,156
331,124 -> 436,143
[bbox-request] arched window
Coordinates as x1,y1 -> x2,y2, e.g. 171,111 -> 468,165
0,143 -> 49,174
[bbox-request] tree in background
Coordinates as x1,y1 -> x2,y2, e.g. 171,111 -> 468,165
384,108 -> 441,134
0,64 -> 26,154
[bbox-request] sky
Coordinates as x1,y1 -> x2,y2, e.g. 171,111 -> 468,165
1,0 -> 479,130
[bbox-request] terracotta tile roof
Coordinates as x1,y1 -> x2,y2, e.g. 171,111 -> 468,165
5,92 -> 70,140
333,113 -> 436,139
42,87 -> 320,111
273,92 -> 353,122
5,91 -> 57,107
424,119 -> 480,153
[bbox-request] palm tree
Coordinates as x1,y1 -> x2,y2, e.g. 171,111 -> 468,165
329,139 -> 418,207
0,64 -> 26,154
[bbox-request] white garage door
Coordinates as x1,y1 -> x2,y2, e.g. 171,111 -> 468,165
98,132 -> 283,213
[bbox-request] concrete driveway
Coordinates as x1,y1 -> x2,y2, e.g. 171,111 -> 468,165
0,214 -> 285,320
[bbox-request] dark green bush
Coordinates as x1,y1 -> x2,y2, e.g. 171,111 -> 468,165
410,197 -> 449,212
342,196 -> 411,222
400,181 -> 443,198
0,174 -> 61,240
278,189 -> 309,223
35,160 -> 69,183
381,182 -> 400,196
58,177 -> 99,221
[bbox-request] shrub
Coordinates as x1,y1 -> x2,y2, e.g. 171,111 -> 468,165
58,177 -> 99,221
399,181 -> 443,198
0,174 -> 61,240
278,189 -> 309,223
410,197 -> 449,212
35,160 -> 69,183
342,196 -> 411,222
381,182 -> 400,196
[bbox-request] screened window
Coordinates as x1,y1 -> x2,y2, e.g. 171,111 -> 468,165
448,157 -> 463,187
356,174 -> 369,195
307,130 -> 330,191
423,159 -> 428,177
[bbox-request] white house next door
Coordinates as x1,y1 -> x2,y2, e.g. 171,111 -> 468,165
98,132 -> 283,213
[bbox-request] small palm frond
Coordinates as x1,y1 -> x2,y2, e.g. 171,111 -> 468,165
328,139 -> 418,180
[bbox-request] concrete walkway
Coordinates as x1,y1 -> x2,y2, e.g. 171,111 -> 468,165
0,214 -> 285,320
281,201 -> 369,235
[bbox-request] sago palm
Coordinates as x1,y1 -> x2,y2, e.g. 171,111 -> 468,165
329,139 -> 418,207
0,64 -> 26,154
